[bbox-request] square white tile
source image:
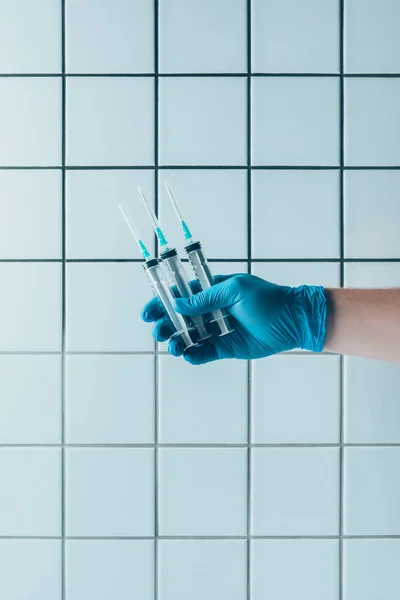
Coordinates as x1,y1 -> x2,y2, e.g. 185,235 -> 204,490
66,540 -> 154,600
252,170 -> 340,259
0,448 -> 61,536
212,261 -> 250,277
251,77 -> 339,166
344,170 -> 400,258
66,262 -> 152,352
65,448 -> 154,537
0,540 -> 61,600
0,356 -> 61,444
344,357 -> 400,443
251,448 -> 339,535
0,78 -> 61,166
159,77 -> 247,166
0,170 -> 61,259
159,356 -> 247,444
344,78 -> 400,166
66,77 -> 154,166
345,0 -> 400,73
66,355 -> 154,444
344,262 -> 400,287
159,170 -> 248,259
159,448 -> 247,536
159,0 -> 246,73
0,0 -> 61,73
252,261 -> 341,289
252,355 -> 340,444
158,540 -> 247,600
344,447 -> 400,535
344,539 -> 400,600
251,539 -> 339,600
0,263 -> 61,352
252,0 -> 339,73
66,0 -> 153,74
66,170 -> 155,259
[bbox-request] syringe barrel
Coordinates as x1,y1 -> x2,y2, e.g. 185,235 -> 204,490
160,248 -> 210,341
184,241 -> 234,337
143,258 -> 195,350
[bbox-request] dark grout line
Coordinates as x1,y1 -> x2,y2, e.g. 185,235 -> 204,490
153,3 -> 160,600
246,3 -> 252,599
2,258 -> 400,264
2,442 -> 400,448
2,72 -> 400,78
2,534 -> 400,540
1,164 -> 400,170
60,2 -> 66,600
339,3 -> 345,600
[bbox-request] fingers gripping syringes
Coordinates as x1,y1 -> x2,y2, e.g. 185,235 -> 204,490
164,182 -> 234,336
118,203 -> 196,350
138,188 -> 211,342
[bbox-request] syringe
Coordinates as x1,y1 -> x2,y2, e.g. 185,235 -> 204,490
163,181 -> 234,336
138,188 -> 211,342
118,203 -> 196,350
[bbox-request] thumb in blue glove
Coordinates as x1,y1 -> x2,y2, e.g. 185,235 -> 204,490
142,273 -> 327,365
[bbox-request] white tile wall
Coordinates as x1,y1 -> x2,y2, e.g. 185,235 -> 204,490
0,448 -> 61,536
159,448 -> 247,536
251,448 -> 339,536
252,261 -> 341,288
252,169 -> 340,259
0,1 -> 399,599
66,0 -> 154,74
0,540 -> 61,600
251,77 -> 340,166
344,78 -> 400,166
343,539 -> 400,600
344,170 -> 400,258
344,0 -> 400,74
159,77 -> 247,166
158,540 -> 247,600
159,0 -> 247,74
66,540 -> 154,600
66,77 -> 154,166
0,78 -> 61,166
344,447 -> 400,536
0,355 -> 61,444
0,263 -> 61,351
65,355 -> 155,444
344,357 -> 400,443
65,448 -> 154,537
66,170 -> 155,259
251,539 -> 339,600
66,262 -> 152,352
158,169 -> 248,258
0,0 -> 61,74
0,170 -> 61,259
252,0 -> 339,73
252,355 -> 341,444
159,355 -> 248,443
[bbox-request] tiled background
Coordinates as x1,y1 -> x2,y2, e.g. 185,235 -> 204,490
0,0 -> 400,599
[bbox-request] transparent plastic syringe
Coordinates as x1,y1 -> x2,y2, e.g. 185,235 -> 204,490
138,188 -> 211,342
118,203 -> 196,350
163,182 -> 234,336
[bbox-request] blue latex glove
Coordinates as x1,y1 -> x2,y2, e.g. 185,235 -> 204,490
141,273 -> 327,365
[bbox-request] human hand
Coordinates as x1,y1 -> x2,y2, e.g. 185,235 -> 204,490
141,273 -> 327,365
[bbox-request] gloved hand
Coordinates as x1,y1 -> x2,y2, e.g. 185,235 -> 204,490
141,273 -> 328,365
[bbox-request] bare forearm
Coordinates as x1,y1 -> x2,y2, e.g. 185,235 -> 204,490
323,288 -> 400,363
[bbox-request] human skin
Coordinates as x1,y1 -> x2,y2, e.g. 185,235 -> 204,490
324,288 -> 400,363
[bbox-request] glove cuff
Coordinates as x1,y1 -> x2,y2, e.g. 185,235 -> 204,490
291,285 -> 328,352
